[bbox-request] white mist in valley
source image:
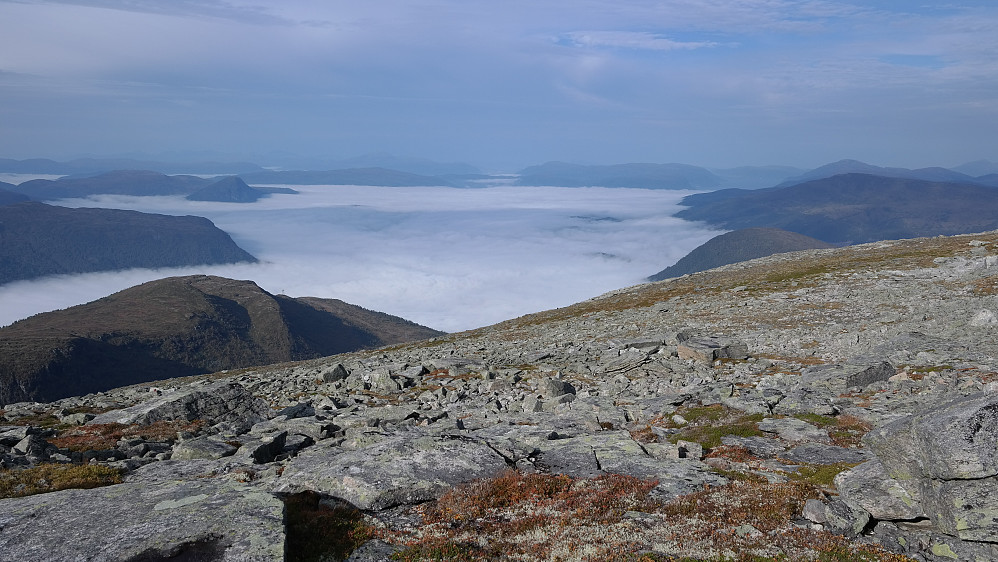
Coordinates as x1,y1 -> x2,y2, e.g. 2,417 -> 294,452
0,185 -> 725,332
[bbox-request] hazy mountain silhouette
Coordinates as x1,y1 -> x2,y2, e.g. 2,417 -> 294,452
516,162 -> 722,189
0,275 -> 444,405
676,173 -> 998,244
12,170 -> 210,199
238,167 -> 453,186
775,159 -> 979,187
185,176 -> 296,202
648,228 -> 834,281
325,153 -> 481,176
708,165 -> 805,189
0,157 -> 264,175
0,202 -> 256,285
951,159 -> 998,177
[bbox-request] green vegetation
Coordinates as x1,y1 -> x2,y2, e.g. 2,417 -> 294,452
660,405 -> 767,449
0,464 -> 123,499
786,463 -> 860,488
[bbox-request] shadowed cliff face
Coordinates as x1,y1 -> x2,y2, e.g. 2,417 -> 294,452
0,201 -> 257,285
0,275 -> 443,405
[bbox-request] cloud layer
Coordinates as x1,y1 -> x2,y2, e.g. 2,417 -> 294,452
0,185 -> 723,332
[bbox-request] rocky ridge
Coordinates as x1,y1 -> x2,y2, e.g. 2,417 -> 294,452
4,232 -> 998,560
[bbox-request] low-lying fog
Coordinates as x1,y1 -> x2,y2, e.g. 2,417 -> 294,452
0,185 -> 724,332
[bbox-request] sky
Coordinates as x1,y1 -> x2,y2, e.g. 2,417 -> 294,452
1,1 -> 996,171
0,185 -> 723,332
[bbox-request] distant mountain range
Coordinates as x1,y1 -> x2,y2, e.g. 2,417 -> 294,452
0,275 -> 444,405
9,170 -> 296,202
514,159 -> 998,190
516,162 -> 723,190
0,152 -> 481,179
648,228 -> 834,281
0,201 -> 256,285
773,159 -> 984,187
676,173 -> 998,245
238,167 -> 453,186
0,157 -> 264,175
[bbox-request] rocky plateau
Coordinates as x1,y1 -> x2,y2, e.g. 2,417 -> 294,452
3,231 -> 998,561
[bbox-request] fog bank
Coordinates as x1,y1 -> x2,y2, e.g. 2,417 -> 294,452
0,185 -> 723,332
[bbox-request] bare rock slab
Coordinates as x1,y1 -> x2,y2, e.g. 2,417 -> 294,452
274,432 -> 509,510
864,392 -> 998,481
0,479 -> 284,561
89,381 -> 272,429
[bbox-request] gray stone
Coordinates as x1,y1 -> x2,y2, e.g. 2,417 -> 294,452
865,392 -> 998,481
0,479 -> 284,561
235,431 -> 288,464
540,378 -> 576,398
781,443 -> 868,465
171,436 -> 239,460
835,459 -> 923,521
802,498 -> 828,524
677,336 -> 749,362
758,417 -> 830,444
533,430 -> 724,501
321,363 -> 350,382
919,477 -> 998,543
276,402 -> 315,419
13,434 -> 52,460
274,432 -> 509,510
821,498 -> 871,537
720,435 -> 787,458
0,426 -> 38,446
346,539 -> 403,561
88,381 -> 272,429
801,361 -> 896,391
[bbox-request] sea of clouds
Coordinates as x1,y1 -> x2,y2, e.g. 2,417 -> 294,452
0,185 -> 725,332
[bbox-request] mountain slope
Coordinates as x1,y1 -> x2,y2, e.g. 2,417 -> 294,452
0,185 -> 29,206
648,227 -> 834,281
0,202 -> 256,285
0,275 -> 444,405
676,173 -> 998,244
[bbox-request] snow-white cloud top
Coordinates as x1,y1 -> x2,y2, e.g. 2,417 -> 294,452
0,185 -> 724,332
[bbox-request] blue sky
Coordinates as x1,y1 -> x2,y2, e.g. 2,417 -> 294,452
1,0 -> 996,171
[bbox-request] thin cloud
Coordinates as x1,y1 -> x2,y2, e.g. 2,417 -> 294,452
561,31 -> 718,51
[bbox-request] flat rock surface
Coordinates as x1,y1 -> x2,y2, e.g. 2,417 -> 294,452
274,432 -> 510,510
0,479 -> 284,562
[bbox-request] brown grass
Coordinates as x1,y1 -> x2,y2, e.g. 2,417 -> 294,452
49,419 -> 205,451
384,472 -> 916,561
0,464 -> 123,499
